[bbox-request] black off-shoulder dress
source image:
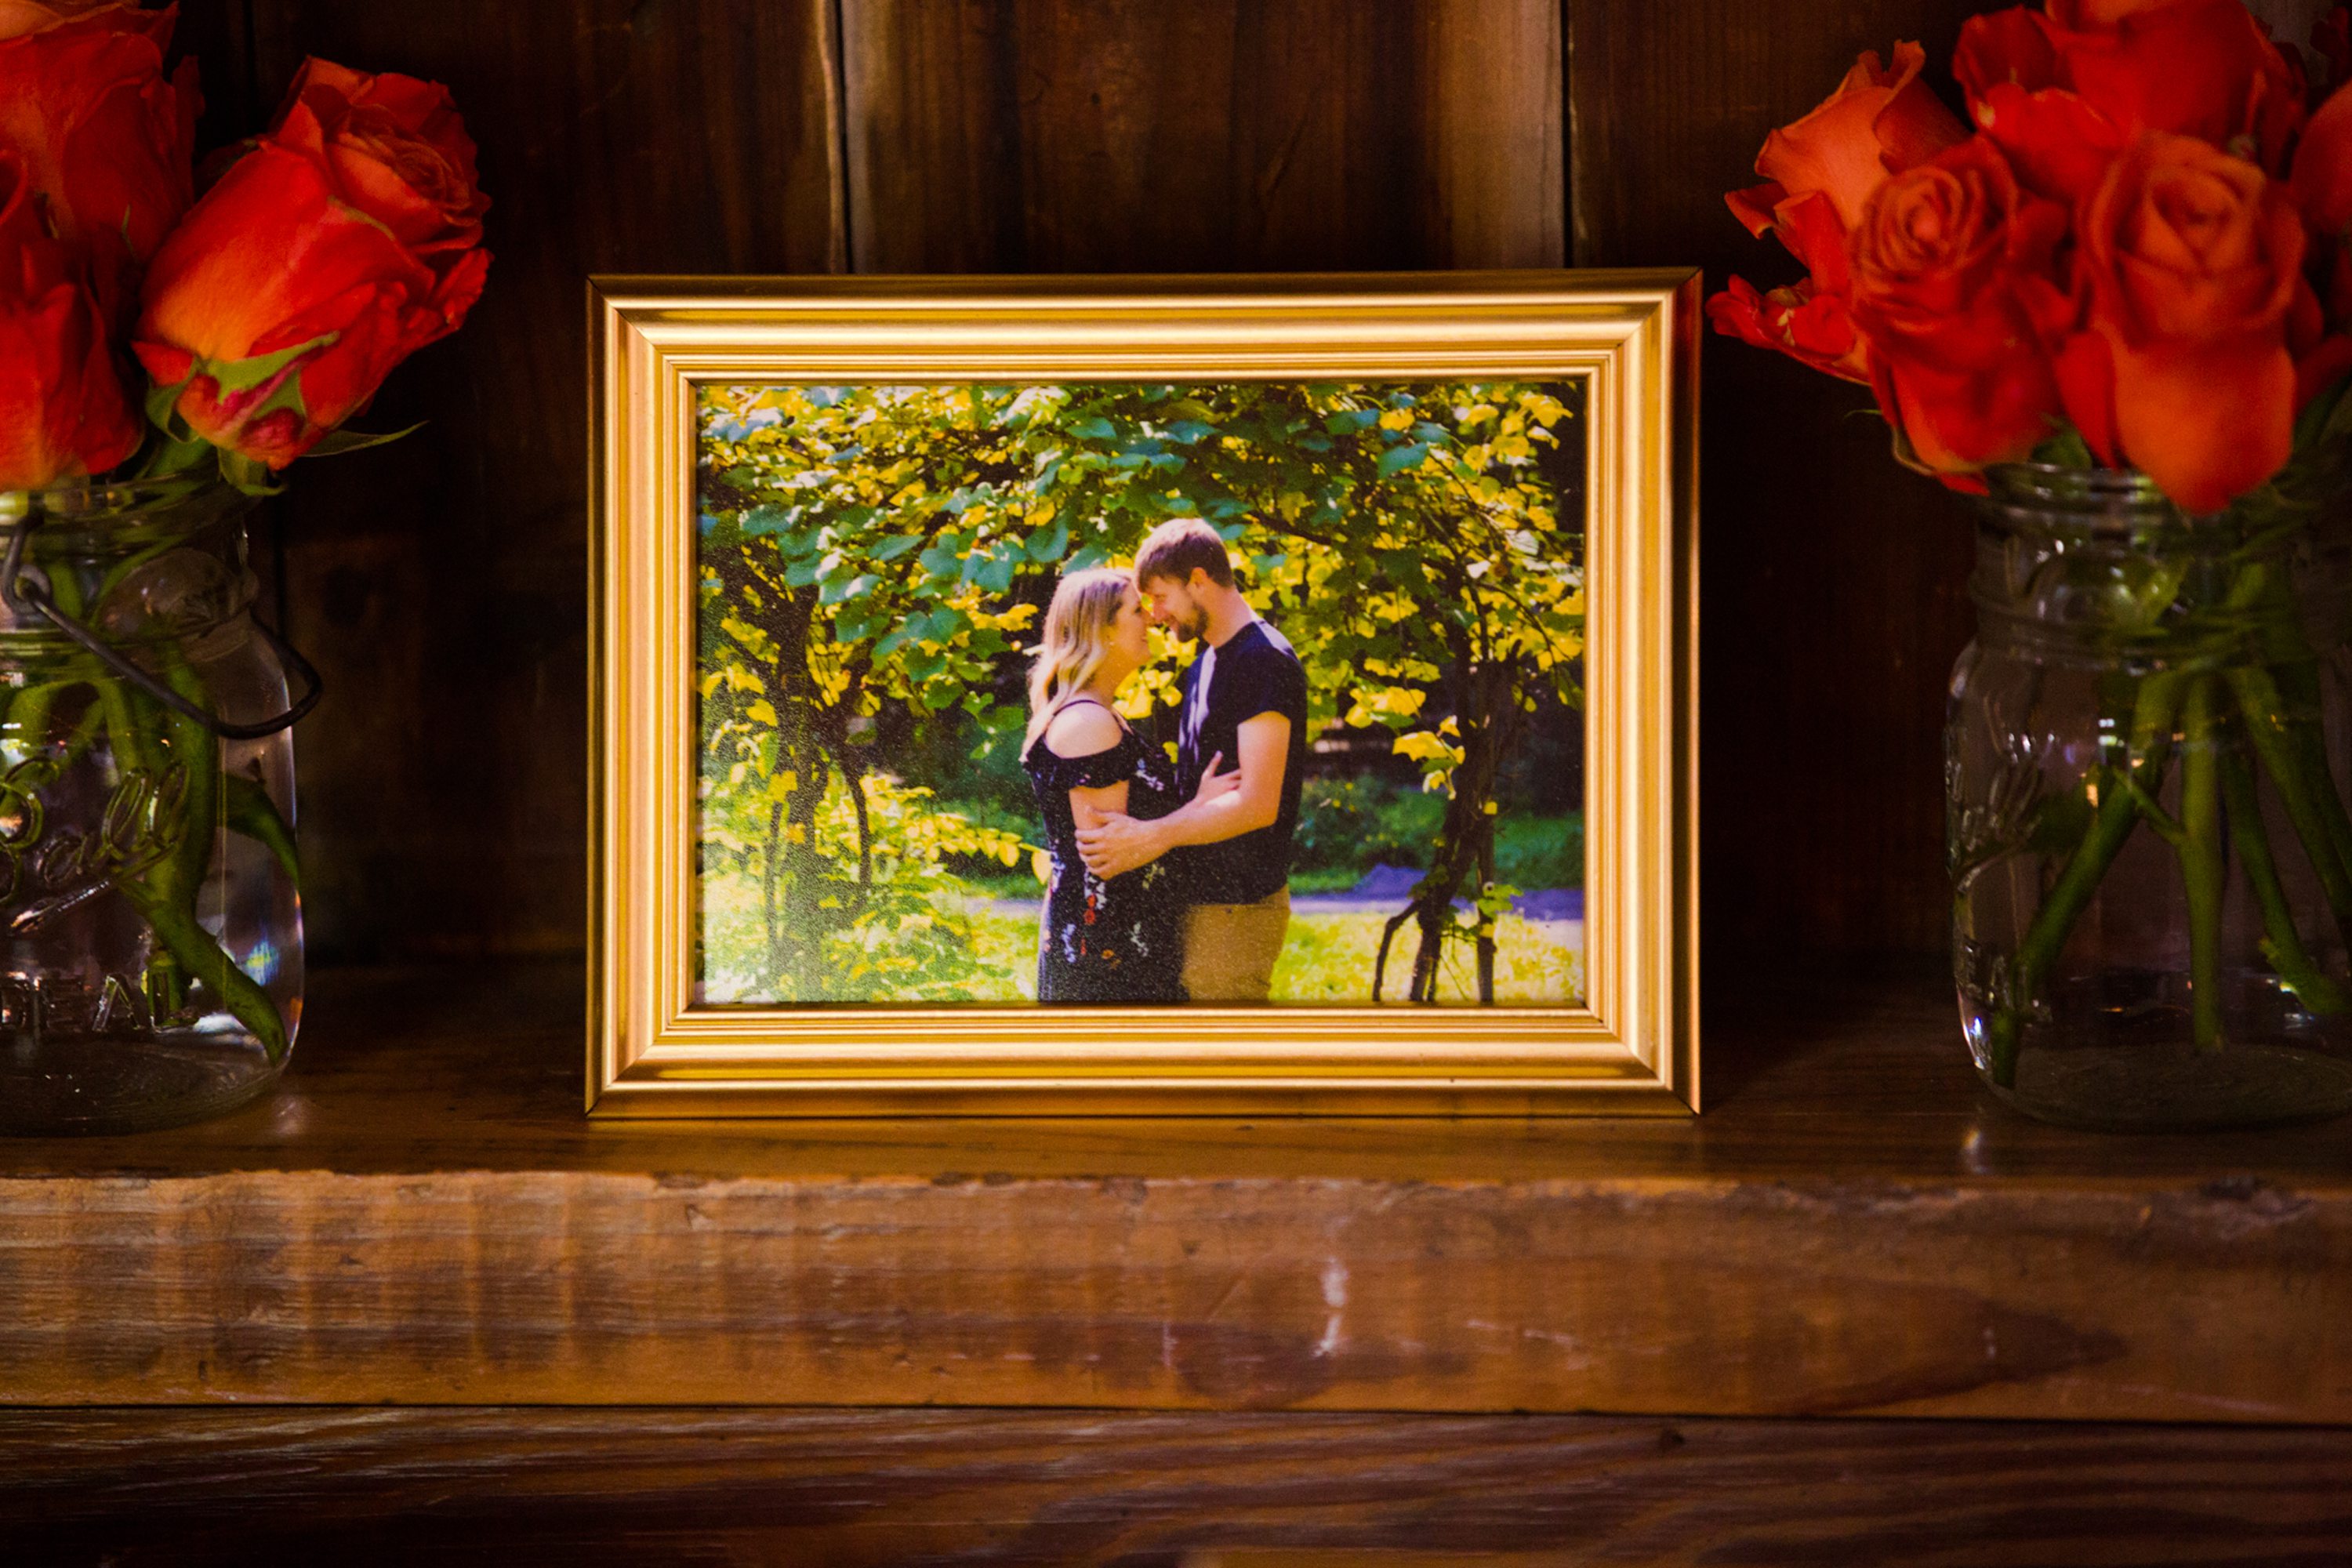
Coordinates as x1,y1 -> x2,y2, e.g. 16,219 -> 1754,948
1023,702 -> 1186,1004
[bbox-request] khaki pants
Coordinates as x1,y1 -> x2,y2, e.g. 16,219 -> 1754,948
1181,886 -> 1291,1003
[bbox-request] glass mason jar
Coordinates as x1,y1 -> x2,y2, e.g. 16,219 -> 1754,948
0,478 -> 303,1134
1950,464 -> 2352,1131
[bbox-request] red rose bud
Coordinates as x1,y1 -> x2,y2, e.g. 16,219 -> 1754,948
0,151 -> 139,492
132,57 -> 489,469
1848,137 -> 2074,475
0,3 -> 198,326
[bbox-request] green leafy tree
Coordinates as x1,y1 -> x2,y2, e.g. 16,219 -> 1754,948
697,379 -> 1583,1004
698,386 -> 1038,997
978,381 -> 1584,1001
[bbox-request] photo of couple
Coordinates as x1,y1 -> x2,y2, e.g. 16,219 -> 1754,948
692,379 -> 1586,1009
1025,520 -> 1310,1004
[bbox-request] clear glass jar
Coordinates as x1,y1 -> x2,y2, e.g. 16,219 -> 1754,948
1950,464 -> 2352,1131
0,478 -> 302,1134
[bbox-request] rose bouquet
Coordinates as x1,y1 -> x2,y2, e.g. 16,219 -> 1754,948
2,3 -> 488,496
0,1 -> 485,1123
1709,2 -> 2352,506
1715,1 -> 2352,1126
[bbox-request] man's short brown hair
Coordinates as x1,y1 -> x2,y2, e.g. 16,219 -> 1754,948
1132,517 -> 1236,590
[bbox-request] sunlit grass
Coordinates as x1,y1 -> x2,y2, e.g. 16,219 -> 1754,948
704,871 -> 1582,1006
1271,910 -> 1582,1006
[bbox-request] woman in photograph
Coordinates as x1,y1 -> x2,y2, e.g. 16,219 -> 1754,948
1022,567 -> 1233,1003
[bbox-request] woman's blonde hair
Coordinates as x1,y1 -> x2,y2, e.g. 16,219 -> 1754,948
1023,566 -> 1133,755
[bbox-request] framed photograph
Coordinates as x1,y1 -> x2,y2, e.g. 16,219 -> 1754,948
590,272 -> 1697,1115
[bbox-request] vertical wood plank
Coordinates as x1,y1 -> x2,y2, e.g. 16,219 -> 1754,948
1422,0 -> 1565,270
1570,0 -> 1987,964
235,0 -> 845,958
842,0 -> 1563,272
168,2 -> 265,153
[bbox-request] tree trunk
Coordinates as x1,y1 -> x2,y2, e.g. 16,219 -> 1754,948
780,737 -> 827,999
1403,658 -> 1523,1004
1475,827 -> 1497,1006
835,753 -> 874,916
758,799 -> 786,994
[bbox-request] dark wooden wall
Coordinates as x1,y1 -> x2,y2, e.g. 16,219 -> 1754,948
171,0 -> 1980,967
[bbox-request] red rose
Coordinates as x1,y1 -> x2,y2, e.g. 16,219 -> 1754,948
2074,132 -> 2307,512
132,58 -> 490,468
1956,1 -> 2303,176
1737,42 -> 1970,234
1963,56 -> 2128,206
1713,42 -> 1966,382
1708,274 -> 1871,383
1847,138 -> 2073,475
0,3 -> 198,324
2293,84 -> 2352,340
1712,183 -> 1871,379
2295,83 -> 2352,238
0,151 -> 138,492
0,0 -> 114,38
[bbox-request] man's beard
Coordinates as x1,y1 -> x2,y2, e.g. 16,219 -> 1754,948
1180,608 -> 1210,641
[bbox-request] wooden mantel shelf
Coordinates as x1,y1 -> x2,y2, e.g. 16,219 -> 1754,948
3,961 -> 2347,1424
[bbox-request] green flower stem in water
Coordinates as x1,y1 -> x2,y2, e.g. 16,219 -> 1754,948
0,492 -> 296,1069
7,678 -> 107,772
92,662 -> 289,1063
2179,677 -> 2228,1049
224,771 -> 299,884
2269,656 -> 2352,887
2230,555 -> 2352,876
157,655 -> 285,1062
2225,660 -> 2352,946
2221,561 -> 2352,907
2220,740 -> 2352,1015
1987,669 -> 2187,1087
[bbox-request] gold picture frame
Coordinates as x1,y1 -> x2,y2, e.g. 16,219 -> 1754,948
590,271 -> 1698,1116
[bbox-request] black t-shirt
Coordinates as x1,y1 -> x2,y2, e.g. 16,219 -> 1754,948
1173,619 -> 1308,904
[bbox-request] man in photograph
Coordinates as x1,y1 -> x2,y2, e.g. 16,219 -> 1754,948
1075,517 -> 1309,1002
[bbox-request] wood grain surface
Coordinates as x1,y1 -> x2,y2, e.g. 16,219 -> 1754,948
167,0 -> 2012,968
1570,0 -> 1989,965
168,0 -> 1566,971
9,1405 -> 2352,1565
202,0 -> 847,963
0,964 -> 2345,1420
841,0 -> 1563,272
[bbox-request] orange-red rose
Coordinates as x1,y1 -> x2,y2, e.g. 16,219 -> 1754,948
0,151 -> 138,492
2073,132 -> 2307,512
1715,42 -> 1968,383
0,2 -> 197,325
2295,82 -> 2352,238
2292,78 -> 2352,349
1957,1 -> 2303,178
0,0 -> 113,38
1733,42 -> 1971,238
133,58 -> 490,468
1848,138 -> 2073,474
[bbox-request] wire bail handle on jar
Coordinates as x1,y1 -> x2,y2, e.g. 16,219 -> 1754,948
0,501 -> 324,742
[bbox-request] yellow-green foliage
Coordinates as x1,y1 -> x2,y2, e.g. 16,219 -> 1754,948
695,379 -> 1584,1003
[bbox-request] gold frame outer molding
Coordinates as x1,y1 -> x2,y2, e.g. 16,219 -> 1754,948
590,272 -> 1699,1116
